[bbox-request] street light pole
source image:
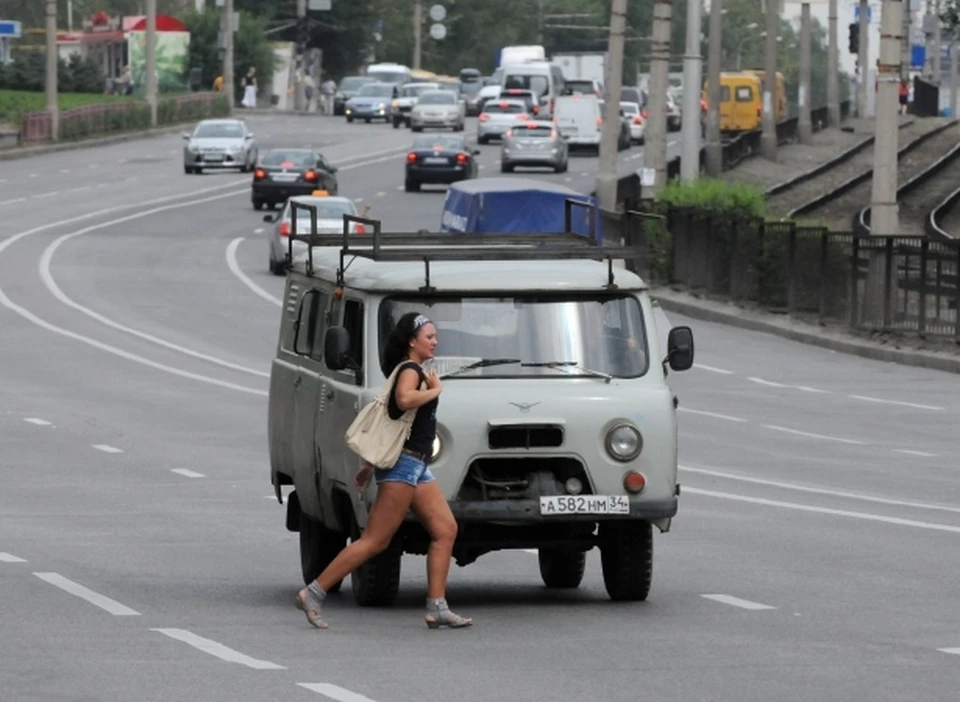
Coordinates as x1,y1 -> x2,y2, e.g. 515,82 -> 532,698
223,0 -> 234,110
827,0 -> 841,126
413,0 -> 422,70
595,0 -> 628,212
798,3 -> 813,143
45,0 -> 59,141
871,0 -> 903,236
146,0 -> 158,127
295,0 -> 306,112
680,0 -> 703,182
761,0 -> 779,161
704,0 -> 723,177
645,0 -> 673,195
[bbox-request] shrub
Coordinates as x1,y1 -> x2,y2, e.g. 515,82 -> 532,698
657,178 -> 767,217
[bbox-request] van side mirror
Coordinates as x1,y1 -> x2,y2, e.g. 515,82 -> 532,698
324,327 -> 351,371
263,214 -> 275,223
665,326 -> 695,372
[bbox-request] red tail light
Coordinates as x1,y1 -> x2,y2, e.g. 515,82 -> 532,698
517,113 -> 530,120
455,152 -> 468,164
279,221 -> 290,237
532,105 -> 540,114
406,152 -> 417,162
304,169 -> 318,182
254,168 -> 265,180
478,113 -> 489,122
596,117 -> 602,125
505,129 -> 513,138
641,109 -> 648,119
355,223 -> 365,234
633,116 -> 642,125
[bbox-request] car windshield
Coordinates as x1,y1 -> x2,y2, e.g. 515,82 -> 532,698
461,82 -> 483,95
503,74 -> 549,96
357,84 -> 394,97
379,295 -> 649,378
419,92 -> 456,105
339,77 -> 372,90
413,135 -> 464,150
620,102 -> 639,115
194,122 -> 243,138
401,84 -> 435,97
483,101 -> 525,114
367,70 -> 407,84
566,80 -> 595,94
286,199 -> 355,222
261,150 -> 315,168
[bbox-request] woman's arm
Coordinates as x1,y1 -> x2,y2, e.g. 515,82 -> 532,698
394,367 -> 441,411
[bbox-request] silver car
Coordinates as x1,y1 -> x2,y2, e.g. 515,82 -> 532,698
409,90 -> 465,132
500,120 -> 568,173
391,82 -> 440,128
183,119 -> 257,174
263,194 -> 361,276
476,98 -> 529,144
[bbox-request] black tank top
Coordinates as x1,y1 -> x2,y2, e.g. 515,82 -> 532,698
387,361 -> 438,455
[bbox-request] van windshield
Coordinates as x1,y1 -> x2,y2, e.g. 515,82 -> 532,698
504,74 -> 549,96
379,295 -> 649,378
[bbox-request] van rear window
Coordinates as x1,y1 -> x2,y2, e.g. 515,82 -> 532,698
735,87 -> 753,101
503,74 -> 549,96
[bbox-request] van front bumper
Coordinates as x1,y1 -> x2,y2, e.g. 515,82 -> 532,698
444,497 -> 678,522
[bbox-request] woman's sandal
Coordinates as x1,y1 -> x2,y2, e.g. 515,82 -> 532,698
424,607 -> 473,629
295,589 -> 328,629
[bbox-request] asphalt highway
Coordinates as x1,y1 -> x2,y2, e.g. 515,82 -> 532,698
2,113 -> 959,702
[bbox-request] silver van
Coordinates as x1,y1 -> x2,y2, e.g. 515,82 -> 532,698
553,94 -> 603,154
267,208 -> 695,605
500,60 -> 565,118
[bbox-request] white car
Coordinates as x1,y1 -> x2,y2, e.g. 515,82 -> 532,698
262,193 -> 363,276
409,90 -> 466,132
182,118 -> 257,174
620,101 -> 645,144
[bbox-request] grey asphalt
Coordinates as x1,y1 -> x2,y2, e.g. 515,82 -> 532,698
2,113 -> 960,701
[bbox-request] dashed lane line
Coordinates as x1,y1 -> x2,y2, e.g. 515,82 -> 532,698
761,424 -> 865,446
849,395 -> 944,411
684,487 -> 960,535
92,444 -> 124,454
701,594 -> 776,611
677,407 -> 748,423
895,449 -> 939,458
748,376 -> 788,388
0,552 -> 26,563
34,572 -> 140,615
297,683 -> 379,701
23,417 -> 52,426
693,363 -> 734,375
226,238 -> 284,306
151,628 -> 285,670
171,468 -> 205,478
680,465 -> 960,515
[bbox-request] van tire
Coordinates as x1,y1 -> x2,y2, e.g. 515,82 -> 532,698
299,511 -> 345,592
600,520 -> 653,601
538,549 -> 585,589
349,516 -> 401,607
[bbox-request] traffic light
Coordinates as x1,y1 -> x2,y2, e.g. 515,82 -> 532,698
848,22 -> 859,55
297,17 -> 310,50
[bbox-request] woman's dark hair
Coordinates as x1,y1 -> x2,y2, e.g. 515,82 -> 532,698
381,311 -> 430,375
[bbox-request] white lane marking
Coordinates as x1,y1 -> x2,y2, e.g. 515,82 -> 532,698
88,163 -> 99,168
92,444 -> 124,454
564,176 -> 572,181
677,407 -> 748,423
694,363 -> 734,375
685,487 -> 960,534
28,173 -> 39,178
762,424 -> 865,445
894,449 -> 939,458
39,193 -> 272,379
23,417 -> 52,426
680,465 -> 960,515
0,552 -> 27,563
34,572 -> 140,615
226,238 -> 283,306
0,197 -> 28,206
171,468 -> 205,478
748,376 -> 787,388
849,395 -> 944,411
60,168 -> 71,174
701,594 -> 776,611
794,385 -> 830,394
151,628 -> 285,670
938,648 -> 960,656
522,548 -> 538,554
253,227 -> 264,234
376,191 -> 385,197
297,683 -> 378,701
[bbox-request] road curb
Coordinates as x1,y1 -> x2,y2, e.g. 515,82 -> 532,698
0,125 -> 190,162
650,288 -> 960,375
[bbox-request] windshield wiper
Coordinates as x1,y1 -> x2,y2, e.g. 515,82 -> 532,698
521,361 -> 613,383
441,358 -> 521,378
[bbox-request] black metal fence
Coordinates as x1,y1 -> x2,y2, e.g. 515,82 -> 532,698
632,208 -> 959,341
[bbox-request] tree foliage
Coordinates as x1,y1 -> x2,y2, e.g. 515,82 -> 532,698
0,52 -> 106,93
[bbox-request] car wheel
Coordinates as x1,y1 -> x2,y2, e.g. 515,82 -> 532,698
478,136 -> 488,145
500,162 -> 513,173
404,179 -> 420,193
183,166 -> 193,174
411,126 -> 423,133
253,199 -> 263,211
269,257 -> 286,276
346,116 -> 354,123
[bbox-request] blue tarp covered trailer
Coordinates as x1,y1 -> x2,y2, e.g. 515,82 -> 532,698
439,177 -> 602,242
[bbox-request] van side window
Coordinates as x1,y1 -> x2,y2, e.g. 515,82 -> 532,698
342,299 -> 364,373
309,290 -> 331,361
294,290 -> 321,356
735,87 -> 753,102
720,86 -> 731,102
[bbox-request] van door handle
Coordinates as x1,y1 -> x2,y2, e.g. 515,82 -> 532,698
324,388 -> 335,400
293,376 -> 302,388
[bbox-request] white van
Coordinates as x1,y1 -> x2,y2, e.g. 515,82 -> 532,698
267,207 -> 696,606
500,61 -> 565,118
365,62 -> 412,85
553,94 -> 603,154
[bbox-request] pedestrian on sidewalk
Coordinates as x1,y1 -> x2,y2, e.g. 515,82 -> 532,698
320,75 -> 336,115
241,67 -> 258,108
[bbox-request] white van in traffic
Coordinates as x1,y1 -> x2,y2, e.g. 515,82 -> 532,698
500,61 -> 565,118
553,94 -> 603,154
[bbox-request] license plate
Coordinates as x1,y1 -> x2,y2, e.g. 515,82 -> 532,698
424,157 -> 448,165
539,495 -> 630,515
205,154 -> 224,162
272,174 -> 298,182
560,128 -> 578,135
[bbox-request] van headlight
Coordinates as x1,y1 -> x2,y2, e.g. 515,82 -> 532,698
431,435 -> 442,460
604,423 -> 642,462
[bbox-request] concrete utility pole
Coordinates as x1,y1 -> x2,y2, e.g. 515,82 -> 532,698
761,0 -> 779,161
223,0 -> 234,110
680,0 -> 703,181
412,0 -> 422,70
595,0 -> 628,211
827,0 -> 840,126
798,3 -> 813,142
952,34 -> 959,116
295,0 -> 306,112
934,0 -> 942,83
645,0 -> 673,194
901,0 -> 911,79
871,0 -> 903,236
146,0 -> 158,127
705,0 -> 723,176
45,0 -> 59,141
858,0 -> 869,118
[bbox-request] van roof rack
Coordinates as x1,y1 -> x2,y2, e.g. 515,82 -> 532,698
287,198 -> 649,291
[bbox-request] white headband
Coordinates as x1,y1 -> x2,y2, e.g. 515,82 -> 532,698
413,314 -> 430,330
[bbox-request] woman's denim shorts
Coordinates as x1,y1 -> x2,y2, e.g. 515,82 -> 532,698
374,450 -> 435,487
